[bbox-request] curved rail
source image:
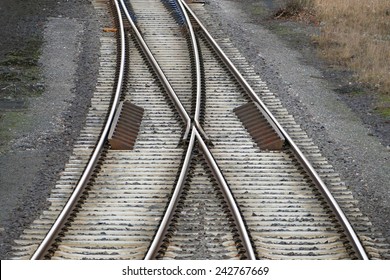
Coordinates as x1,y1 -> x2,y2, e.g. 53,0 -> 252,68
138,0 -> 256,259
176,0 -> 209,142
31,0 -> 126,260
145,127 -> 256,260
193,128 -> 256,260
176,0 -> 201,126
119,0 -> 191,141
144,128 -> 196,259
181,0 -> 368,260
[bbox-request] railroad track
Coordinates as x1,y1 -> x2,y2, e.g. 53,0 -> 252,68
12,0 -> 389,260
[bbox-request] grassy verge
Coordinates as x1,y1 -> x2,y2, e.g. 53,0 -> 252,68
0,111 -> 26,153
277,0 -> 390,116
0,38 -> 44,100
275,0 -> 315,20
0,38 -> 43,153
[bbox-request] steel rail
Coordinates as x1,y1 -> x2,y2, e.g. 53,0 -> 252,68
181,0 -> 368,260
140,1 -> 255,259
176,0 -> 202,128
144,126 -> 256,260
119,0 -> 191,141
144,128 -> 196,259
31,0 -> 126,260
177,0 -> 255,259
117,0 -> 195,259
193,128 -> 256,260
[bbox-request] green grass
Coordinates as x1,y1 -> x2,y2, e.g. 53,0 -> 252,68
0,38 -> 43,153
0,111 -> 27,153
250,5 -> 267,17
376,95 -> 390,117
268,24 -> 292,36
0,38 -> 43,100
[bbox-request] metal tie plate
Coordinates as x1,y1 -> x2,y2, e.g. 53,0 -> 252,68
108,101 -> 144,150
234,102 -> 285,151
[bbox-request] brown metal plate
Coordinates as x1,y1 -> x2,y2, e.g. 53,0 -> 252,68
108,101 -> 144,150
234,102 -> 285,151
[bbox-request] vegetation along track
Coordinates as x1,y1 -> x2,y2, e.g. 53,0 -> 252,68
12,0 -> 390,260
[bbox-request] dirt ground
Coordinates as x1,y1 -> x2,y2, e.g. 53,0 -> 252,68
0,0 -> 99,259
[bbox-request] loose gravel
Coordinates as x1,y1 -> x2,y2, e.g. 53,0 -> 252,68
0,0 -> 388,259
0,0 -> 99,259
202,0 -> 390,248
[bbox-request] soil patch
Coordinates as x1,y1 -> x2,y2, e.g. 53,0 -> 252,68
0,0 -> 99,259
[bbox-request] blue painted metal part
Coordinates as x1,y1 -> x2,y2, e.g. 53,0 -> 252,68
161,0 -> 186,25
122,0 -> 137,23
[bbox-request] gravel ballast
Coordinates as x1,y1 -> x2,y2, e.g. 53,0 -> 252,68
202,0 -> 390,248
0,0 -> 388,259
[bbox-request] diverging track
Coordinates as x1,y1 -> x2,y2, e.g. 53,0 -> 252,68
12,0 -> 389,260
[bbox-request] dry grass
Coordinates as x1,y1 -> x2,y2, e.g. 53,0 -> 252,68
275,0 -> 316,22
314,0 -> 390,96
278,0 -> 390,109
